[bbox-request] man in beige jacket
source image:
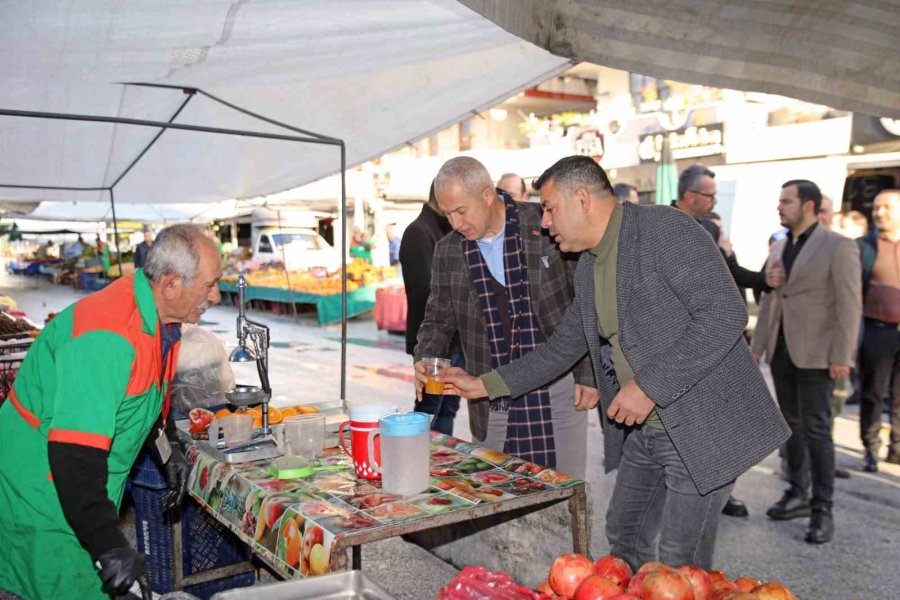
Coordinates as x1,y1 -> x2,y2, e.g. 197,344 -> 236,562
752,179 -> 861,545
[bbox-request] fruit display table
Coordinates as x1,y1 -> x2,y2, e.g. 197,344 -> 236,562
217,281 -> 385,325
184,432 -> 589,580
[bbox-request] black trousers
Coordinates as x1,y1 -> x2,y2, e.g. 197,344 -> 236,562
770,340 -> 835,509
859,320 -> 900,457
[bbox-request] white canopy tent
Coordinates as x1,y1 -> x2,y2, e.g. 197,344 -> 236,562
0,0 -> 572,206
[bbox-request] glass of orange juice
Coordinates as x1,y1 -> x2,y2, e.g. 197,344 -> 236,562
421,357 -> 451,395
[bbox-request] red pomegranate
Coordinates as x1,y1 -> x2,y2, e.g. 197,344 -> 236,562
594,555 -> 633,589
751,582 -> 797,600
706,571 -> 730,584
549,553 -> 594,598
537,579 -> 558,597
640,568 -> 696,600
628,569 -> 660,596
637,561 -> 672,575
710,578 -> 738,600
677,565 -> 712,600
733,577 -> 760,592
573,575 -> 625,600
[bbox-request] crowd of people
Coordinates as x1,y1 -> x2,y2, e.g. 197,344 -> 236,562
1,153 -> 896,598
399,154 -> 897,570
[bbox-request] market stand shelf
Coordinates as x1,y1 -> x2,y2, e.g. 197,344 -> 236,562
217,281 -> 391,325
184,432 -> 589,581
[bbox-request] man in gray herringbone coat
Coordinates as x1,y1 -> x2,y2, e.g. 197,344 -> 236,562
442,156 -> 790,570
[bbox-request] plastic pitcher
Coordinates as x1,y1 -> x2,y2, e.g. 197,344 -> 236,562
338,404 -> 399,479
207,413 -> 253,448
366,412 -> 430,496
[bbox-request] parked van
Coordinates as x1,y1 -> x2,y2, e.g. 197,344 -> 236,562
252,226 -> 340,272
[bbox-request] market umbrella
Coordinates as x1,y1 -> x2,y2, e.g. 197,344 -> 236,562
655,136 -> 678,206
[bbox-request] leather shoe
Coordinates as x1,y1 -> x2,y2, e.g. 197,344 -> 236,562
834,467 -> 851,479
805,508 -> 834,544
862,452 -> 878,473
766,490 -> 811,520
722,495 -> 749,517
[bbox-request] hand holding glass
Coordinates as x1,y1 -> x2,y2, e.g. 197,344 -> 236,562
421,357 -> 451,395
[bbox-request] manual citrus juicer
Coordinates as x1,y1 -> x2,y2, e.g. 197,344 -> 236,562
219,274 -> 283,462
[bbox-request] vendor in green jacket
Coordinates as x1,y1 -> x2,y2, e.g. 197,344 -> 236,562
0,224 -> 222,600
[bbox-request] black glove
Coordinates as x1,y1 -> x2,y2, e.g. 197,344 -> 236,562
137,574 -> 152,600
96,546 -> 147,596
160,443 -> 191,512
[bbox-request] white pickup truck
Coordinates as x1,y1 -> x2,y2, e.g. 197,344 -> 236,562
252,226 -> 340,272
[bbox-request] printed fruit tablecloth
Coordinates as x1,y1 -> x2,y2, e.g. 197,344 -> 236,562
186,432 -> 583,579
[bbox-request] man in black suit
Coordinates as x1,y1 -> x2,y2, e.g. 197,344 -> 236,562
400,182 -> 460,435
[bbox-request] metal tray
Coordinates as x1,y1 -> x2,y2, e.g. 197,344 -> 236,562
210,571 -> 395,600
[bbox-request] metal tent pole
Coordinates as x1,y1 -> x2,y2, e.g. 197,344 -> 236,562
340,142 -> 348,412
108,188 -> 123,277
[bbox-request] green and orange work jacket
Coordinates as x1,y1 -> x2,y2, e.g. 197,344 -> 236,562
0,269 -> 180,600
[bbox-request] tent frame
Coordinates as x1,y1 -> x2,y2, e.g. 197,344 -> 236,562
0,85 -> 352,408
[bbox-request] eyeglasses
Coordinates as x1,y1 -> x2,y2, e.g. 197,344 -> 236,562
690,190 -> 716,200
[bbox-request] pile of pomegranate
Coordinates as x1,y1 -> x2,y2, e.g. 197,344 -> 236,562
538,553 -> 797,600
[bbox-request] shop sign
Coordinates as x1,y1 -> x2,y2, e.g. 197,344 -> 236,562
573,128 -> 605,162
638,124 -> 724,163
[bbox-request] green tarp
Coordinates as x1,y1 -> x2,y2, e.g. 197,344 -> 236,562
218,282 -> 378,325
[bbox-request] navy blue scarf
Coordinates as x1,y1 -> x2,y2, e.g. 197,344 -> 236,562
462,192 -> 556,468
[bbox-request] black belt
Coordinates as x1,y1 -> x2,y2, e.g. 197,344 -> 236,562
865,317 -> 899,328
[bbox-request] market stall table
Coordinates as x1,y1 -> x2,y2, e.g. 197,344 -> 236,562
183,431 -> 589,581
218,281 -> 386,325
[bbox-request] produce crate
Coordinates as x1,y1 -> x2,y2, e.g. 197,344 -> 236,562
130,454 -> 255,600
86,277 -> 111,292
78,271 -> 100,290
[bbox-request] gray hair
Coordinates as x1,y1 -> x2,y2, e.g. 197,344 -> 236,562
433,157 -> 493,198
677,164 -> 715,200
143,224 -> 210,286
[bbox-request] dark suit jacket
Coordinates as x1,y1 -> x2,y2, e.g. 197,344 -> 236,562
415,201 -> 594,442
493,203 -> 790,494
400,204 -> 452,355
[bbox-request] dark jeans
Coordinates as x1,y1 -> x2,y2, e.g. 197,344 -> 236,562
418,353 -> 463,436
860,320 -> 900,457
770,340 -> 835,509
606,426 -> 733,571
419,393 -> 460,436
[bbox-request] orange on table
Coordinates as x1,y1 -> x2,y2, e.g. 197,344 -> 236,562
214,407 -> 232,419
267,406 -> 283,425
280,407 -> 300,419
296,404 -> 319,415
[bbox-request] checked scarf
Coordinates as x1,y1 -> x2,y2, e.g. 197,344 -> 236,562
461,192 -> 556,468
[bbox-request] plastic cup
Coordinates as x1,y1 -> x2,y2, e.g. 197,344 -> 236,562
284,414 -> 326,461
207,414 -> 253,448
421,357 -> 451,395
